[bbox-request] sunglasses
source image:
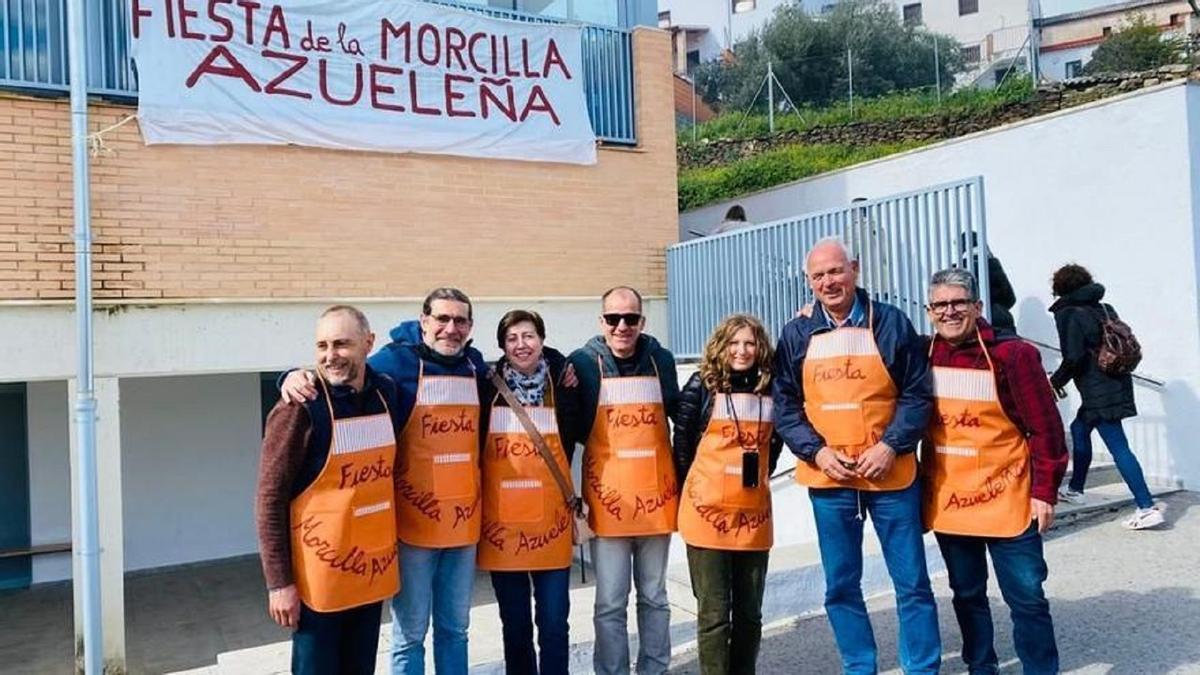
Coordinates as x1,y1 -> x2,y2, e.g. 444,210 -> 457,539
602,313 -> 642,327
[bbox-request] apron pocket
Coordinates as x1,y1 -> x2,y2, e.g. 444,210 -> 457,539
498,479 -> 545,524
935,445 -> 984,491
809,401 -> 868,447
616,449 -> 660,494
432,453 -> 475,499
720,463 -> 761,509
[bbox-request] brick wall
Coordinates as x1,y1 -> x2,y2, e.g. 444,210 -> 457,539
0,29 -> 678,301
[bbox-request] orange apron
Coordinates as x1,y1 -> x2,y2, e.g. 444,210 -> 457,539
479,383 -> 574,571
289,377 -> 400,612
678,393 -> 774,551
923,335 -> 1032,537
583,358 -> 678,537
795,302 -> 916,491
394,361 -> 481,548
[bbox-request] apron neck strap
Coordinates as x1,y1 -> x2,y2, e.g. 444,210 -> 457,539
928,326 -> 997,374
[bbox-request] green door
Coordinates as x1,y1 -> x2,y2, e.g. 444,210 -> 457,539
0,383 -> 31,590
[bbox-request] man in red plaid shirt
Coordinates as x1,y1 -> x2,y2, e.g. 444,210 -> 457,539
922,267 -> 1068,675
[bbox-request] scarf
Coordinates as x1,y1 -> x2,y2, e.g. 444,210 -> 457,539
502,358 -> 549,407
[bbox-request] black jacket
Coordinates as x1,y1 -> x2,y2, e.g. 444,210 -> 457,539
987,255 -> 1018,333
672,370 -> 784,481
560,334 -> 681,452
479,346 -> 577,464
1049,283 -> 1136,422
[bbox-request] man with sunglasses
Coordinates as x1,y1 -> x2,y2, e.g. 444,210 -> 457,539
923,268 -> 1066,675
559,286 -> 681,675
281,287 -> 488,675
773,237 -> 940,675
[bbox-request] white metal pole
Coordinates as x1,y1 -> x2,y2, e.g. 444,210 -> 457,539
934,38 -> 942,104
692,78 -> 698,142
767,60 -> 776,133
66,0 -> 102,671
847,47 -> 854,116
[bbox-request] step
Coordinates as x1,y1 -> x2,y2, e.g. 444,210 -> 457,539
1053,480 -> 1181,526
1065,461 -> 1122,490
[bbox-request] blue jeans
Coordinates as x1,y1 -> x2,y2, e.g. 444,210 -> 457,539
936,523 -> 1059,675
809,481 -> 941,675
591,534 -> 672,675
1068,415 -> 1153,508
390,543 -> 476,675
490,568 -> 571,675
292,601 -> 382,675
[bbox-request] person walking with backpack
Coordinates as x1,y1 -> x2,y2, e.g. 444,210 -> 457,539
1049,264 -> 1165,529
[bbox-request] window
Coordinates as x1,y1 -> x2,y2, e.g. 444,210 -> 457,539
1065,60 -> 1083,78
687,50 -> 701,75
733,0 -> 756,13
958,0 -> 978,16
903,3 -> 923,26
658,10 -> 671,28
1170,13 -> 1184,26
1102,26 -> 1112,36
961,45 -> 981,64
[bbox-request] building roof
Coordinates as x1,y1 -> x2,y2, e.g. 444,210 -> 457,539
1036,0 -> 1185,26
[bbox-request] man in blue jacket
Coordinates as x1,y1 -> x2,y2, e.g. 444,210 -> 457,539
282,288 -> 488,675
773,238 -> 940,674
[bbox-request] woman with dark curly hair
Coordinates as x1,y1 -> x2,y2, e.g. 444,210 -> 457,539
1049,263 -> 1164,529
673,314 -> 783,674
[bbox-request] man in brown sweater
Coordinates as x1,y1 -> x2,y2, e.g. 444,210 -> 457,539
256,305 -> 407,675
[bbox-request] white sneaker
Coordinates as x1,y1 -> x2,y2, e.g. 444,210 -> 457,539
1122,506 -> 1165,530
1058,488 -> 1086,505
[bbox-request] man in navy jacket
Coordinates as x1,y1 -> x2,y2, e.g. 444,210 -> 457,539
773,238 -> 940,675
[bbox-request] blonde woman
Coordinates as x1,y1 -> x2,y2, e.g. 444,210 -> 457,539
673,314 -> 783,675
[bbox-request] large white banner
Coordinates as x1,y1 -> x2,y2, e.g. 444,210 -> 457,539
130,0 -> 598,165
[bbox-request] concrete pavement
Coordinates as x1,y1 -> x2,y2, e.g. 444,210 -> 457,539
672,490 -> 1200,674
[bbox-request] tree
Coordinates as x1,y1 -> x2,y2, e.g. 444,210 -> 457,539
1083,14 -> 1186,75
693,0 -> 964,112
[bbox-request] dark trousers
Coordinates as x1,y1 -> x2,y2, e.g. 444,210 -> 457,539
685,545 -> 769,675
937,523 -> 1059,675
1068,415 -> 1154,509
291,601 -> 383,675
490,568 -> 571,675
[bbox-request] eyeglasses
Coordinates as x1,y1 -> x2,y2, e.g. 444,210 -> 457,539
926,299 -> 975,315
430,314 -> 472,328
602,313 -> 642,327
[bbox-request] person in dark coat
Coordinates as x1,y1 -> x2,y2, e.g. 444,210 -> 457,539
962,232 -> 1018,333
1048,263 -> 1164,529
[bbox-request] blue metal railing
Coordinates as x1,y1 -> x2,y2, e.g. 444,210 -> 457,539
0,0 -> 637,144
666,177 -> 991,358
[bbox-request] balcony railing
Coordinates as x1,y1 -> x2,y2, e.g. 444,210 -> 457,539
0,0 -> 636,144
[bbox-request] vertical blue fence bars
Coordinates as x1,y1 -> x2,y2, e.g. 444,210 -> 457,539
666,177 -> 991,358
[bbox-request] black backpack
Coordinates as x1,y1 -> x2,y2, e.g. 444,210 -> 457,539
1093,304 -> 1142,376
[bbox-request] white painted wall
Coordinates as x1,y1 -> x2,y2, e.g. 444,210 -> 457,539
680,82 -> 1200,488
0,298 -> 668,383
119,374 -> 263,572
659,0 -> 831,62
26,380 -> 72,584
916,0 -> 1030,47
1040,44 -> 1096,80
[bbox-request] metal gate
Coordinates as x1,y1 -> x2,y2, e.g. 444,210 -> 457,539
666,177 -> 991,358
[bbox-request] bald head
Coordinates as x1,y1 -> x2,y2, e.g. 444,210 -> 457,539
805,238 -> 860,320
804,238 -> 854,273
